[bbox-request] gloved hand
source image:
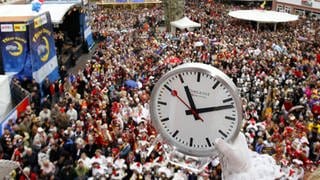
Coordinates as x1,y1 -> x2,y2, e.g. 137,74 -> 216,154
215,132 -> 251,173
215,132 -> 281,180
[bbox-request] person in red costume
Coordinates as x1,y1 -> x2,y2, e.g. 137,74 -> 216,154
19,167 -> 37,180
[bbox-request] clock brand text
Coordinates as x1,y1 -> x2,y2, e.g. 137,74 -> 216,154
190,89 -> 210,98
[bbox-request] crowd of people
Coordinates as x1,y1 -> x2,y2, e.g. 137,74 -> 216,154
1,1 -> 320,179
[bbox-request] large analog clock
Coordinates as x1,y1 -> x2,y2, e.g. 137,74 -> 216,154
150,63 -> 242,157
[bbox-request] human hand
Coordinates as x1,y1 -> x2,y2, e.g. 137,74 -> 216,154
215,132 -> 251,174
215,132 -> 281,180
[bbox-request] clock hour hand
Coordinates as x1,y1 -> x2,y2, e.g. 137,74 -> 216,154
184,86 -> 199,120
185,104 -> 234,115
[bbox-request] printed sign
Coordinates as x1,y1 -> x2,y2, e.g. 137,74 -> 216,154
29,12 -> 59,83
14,24 -> 27,32
1,24 -> 13,32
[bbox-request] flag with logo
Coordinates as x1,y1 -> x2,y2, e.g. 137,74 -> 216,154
0,23 -> 31,78
28,12 -> 59,83
80,13 -> 95,51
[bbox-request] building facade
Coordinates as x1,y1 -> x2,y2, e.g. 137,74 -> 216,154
163,0 -> 184,30
272,0 -> 320,19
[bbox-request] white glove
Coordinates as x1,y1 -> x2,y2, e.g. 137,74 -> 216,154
215,132 -> 281,180
215,132 -> 251,173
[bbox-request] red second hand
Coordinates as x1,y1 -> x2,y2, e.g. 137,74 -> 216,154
171,90 -> 204,122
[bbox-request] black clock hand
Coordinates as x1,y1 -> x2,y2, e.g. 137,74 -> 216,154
185,104 -> 234,115
184,86 -> 199,120
171,90 -> 204,122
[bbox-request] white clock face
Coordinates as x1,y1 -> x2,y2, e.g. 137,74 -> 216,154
150,63 -> 242,157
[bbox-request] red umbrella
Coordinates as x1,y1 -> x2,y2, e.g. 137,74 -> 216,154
164,56 -> 182,65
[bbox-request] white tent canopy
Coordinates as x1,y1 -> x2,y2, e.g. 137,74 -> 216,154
228,10 -> 299,23
170,17 -> 201,30
228,9 -> 298,31
0,3 -> 79,24
0,75 -> 12,121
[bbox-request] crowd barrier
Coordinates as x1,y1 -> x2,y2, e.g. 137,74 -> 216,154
0,81 -> 30,135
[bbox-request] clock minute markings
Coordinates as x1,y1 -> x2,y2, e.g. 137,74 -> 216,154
172,130 -> 179,138
205,137 -> 212,147
158,101 -> 167,105
212,81 -> 220,89
164,84 -> 172,92
223,98 -> 233,103
197,72 -> 201,82
178,74 -> 184,83
225,116 -> 235,121
160,117 -> 169,122
218,130 -> 228,138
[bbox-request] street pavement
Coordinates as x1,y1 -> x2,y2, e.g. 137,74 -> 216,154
67,44 -> 97,75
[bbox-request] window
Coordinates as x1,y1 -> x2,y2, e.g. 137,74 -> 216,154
295,9 -> 305,16
311,12 -> 320,20
277,4 -> 283,12
285,6 -> 291,13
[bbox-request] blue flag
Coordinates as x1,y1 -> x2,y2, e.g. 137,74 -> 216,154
0,23 -> 32,79
28,12 -> 60,83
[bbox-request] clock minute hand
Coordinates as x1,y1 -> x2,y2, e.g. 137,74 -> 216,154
185,104 -> 234,115
184,86 -> 199,120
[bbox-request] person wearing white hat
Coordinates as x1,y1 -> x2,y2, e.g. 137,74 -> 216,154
18,166 -> 38,180
277,158 -> 291,179
40,159 -> 55,179
91,161 -> 107,178
111,166 -> 127,180
289,159 -> 304,179
245,132 -> 255,145
292,136 -> 302,153
300,136 -> 310,158
142,162 -> 153,180
79,152 -> 92,169
157,166 -> 173,179
173,169 -> 188,180
32,127 -> 47,151
66,103 -> 78,122
135,140 -> 149,163
114,158 -> 127,170
38,107 -> 51,122
130,162 -> 143,180
90,149 -> 106,167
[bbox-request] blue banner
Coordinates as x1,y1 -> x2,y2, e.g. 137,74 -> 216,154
81,13 -> 95,51
0,23 -> 32,79
28,12 -> 60,83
